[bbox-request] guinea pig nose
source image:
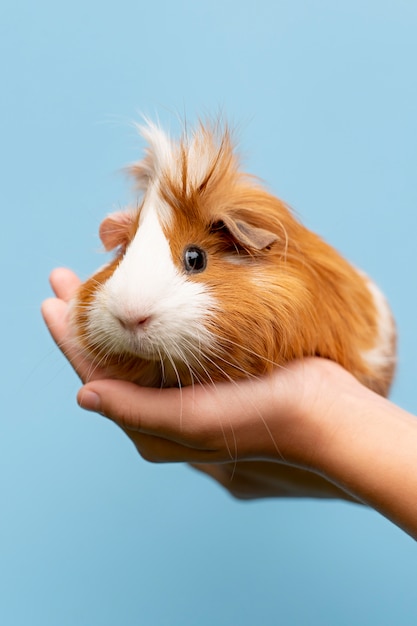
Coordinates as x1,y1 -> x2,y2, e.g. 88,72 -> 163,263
117,314 -> 150,331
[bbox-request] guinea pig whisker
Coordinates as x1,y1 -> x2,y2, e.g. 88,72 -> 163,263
190,341 -> 285,462
163,347 -> 185,421
178,336 -> 218,384
216,335 -> 290,373
156,346 -> 166,389
205,346 -> 285,461
202,342 -> 263,382
164,338 -> 241,459
180,347 -> 238,462
84,349 -> 112,382
184,354 -> 218,401
181,338 -> 253,463
78,327 -> 126,381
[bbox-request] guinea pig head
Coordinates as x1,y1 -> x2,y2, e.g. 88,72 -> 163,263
70,123 -> 291,387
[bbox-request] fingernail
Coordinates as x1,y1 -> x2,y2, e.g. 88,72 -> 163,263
78,389 -> 101,413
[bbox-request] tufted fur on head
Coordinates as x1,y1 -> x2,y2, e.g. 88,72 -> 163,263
71,119 -> 396,395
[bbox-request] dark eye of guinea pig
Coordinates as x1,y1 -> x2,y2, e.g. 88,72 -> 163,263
183,246 -> 207,273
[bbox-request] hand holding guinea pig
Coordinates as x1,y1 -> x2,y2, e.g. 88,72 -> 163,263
43,267 -> 417,543
42,267 -> 366,500
70,120 -> 396,395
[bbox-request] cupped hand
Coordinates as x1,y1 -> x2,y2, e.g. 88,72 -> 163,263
41,268 -> 114,383
42,268 -> 360,501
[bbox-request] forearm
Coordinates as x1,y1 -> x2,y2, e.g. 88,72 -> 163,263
312,387 -> 417,540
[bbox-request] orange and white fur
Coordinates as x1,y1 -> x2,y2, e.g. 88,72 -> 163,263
70,120 -> 396,395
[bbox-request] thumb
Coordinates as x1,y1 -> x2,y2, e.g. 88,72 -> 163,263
77,379 -> 199,442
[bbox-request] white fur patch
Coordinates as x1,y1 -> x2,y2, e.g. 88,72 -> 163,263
362,277 -> 396,374
137,120 -> 223,197
138,120 -> 176,182
86,194 -> 216,364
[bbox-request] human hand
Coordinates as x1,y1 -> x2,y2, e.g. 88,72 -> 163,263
45,269 -> 417,539
42,268 -> 361,501
41,268 -> 117,383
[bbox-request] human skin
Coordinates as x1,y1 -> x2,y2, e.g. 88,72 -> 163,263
42,268 -> 417,539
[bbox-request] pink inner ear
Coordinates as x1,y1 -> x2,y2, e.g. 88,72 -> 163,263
219,215 -> 279,251
99,211 -> 135,251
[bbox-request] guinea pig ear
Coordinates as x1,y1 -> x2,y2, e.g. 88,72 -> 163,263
219,215 -> 279,251
99,210 -> 137,251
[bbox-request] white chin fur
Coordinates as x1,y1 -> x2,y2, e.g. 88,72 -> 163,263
85,191 -> 216,363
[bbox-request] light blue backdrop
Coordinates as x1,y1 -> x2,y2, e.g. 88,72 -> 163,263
1,1 -> 417,624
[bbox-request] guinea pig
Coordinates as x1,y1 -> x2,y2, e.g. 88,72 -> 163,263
70,120 -> 396,395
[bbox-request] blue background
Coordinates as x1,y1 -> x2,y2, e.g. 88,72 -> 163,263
1,1 -> 417,624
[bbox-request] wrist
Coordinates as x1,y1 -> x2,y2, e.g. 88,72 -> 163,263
301,367 -> 417,539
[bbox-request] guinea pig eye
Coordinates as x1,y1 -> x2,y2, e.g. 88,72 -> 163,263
183,246 -> 207,274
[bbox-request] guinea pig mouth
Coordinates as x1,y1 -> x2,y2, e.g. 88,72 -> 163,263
114,324 -> 202,365
117,330 -> 163,361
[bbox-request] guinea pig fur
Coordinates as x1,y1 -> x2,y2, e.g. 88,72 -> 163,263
70,120 -> 396,396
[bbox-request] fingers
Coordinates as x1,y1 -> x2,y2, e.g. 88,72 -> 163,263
190,462 -> 356,501
41,297 -> 89,381
79,380 -> 227,462
190,461 -> 286,500
191,463 -> 237,488
41,269 -> 108,383
122,430 -> 221,464
41,297 -> 70,346
78,380 -> 216,445
49,267 -> 81,301
41,267 -> 80,351
77,377 -> 260,462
